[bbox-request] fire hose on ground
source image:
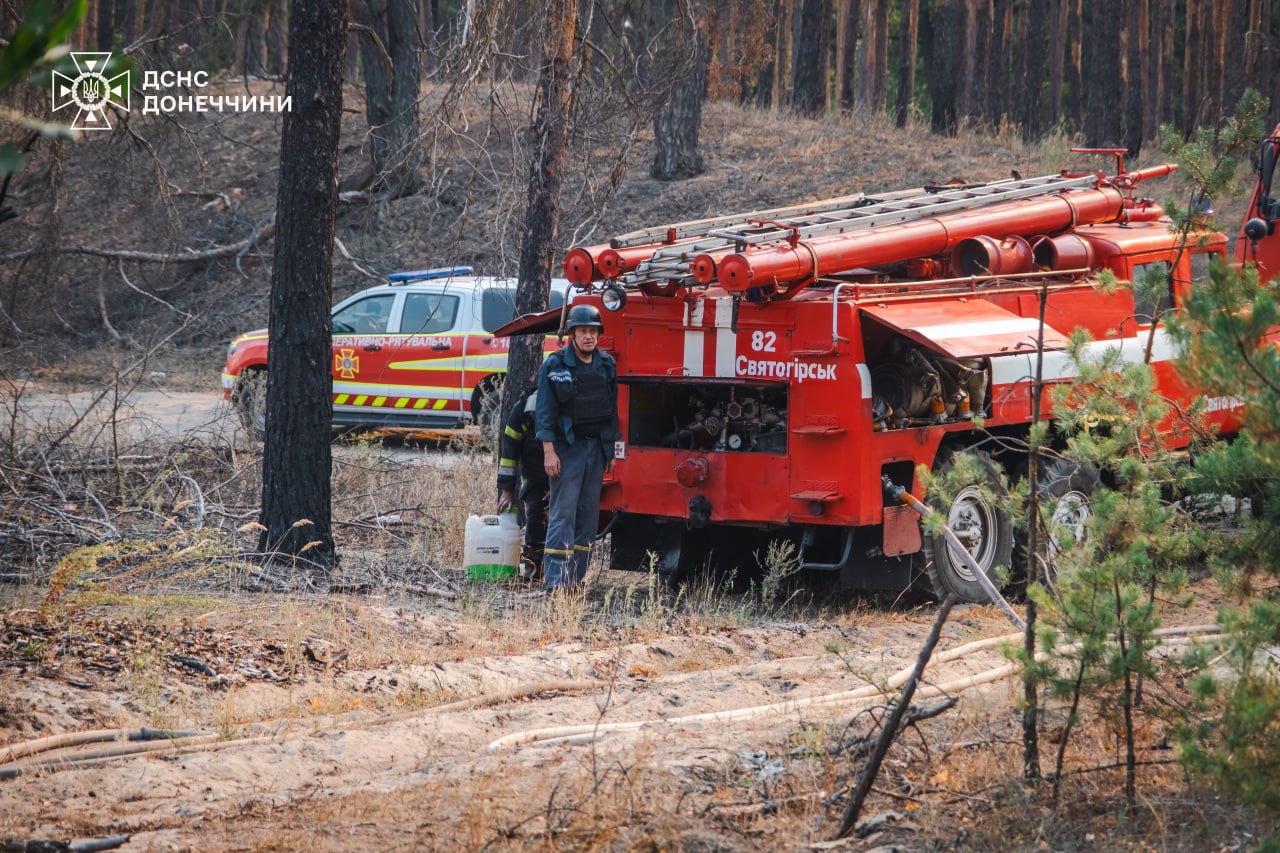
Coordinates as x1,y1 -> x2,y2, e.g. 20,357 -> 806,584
484,624 -> 1222,750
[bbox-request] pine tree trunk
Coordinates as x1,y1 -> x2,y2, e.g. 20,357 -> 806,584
1023,0 -> 1049,140
894,0 -> 917,126
956,0 -> 977,120
931,0 -> 962,133
791,0 -> 831,116
1142,0 -> 1160,137
266,0 -> 288,75
97,0 -> 114,50
1063,0 -> 1082,130
772,0 -> 791,110
970,0 -> 992,126
835,0 -> 860,109
864,0 -> 888,110
987,0 -> 1009,126
349,0 -> 421,197
1121,0 -> 1145,155
257,0 -> 347,576
500,0 -> 579,427
653,22 -> 711,177
1084,0 -> 1121,145
1182,0 -> 1204,134
1048,0 -> 1067,129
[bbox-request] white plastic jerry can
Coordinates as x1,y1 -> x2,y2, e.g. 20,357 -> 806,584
463,513 -> 521,580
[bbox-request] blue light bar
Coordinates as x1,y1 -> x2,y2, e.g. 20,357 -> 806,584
387,266 -> 474,283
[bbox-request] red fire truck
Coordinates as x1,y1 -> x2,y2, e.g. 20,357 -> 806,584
515,146 -> 1280,602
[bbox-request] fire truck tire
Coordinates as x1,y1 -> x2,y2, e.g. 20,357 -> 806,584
1017,456 -> 1100,586
231,369 -> 267,437
923,450 -> 1014,603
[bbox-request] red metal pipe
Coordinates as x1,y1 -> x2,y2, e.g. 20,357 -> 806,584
597,245 -> 669,279
563,245 -> 610,286
709,186 -> 1128,291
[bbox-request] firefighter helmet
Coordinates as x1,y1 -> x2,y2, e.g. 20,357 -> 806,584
565,304 -> 604,333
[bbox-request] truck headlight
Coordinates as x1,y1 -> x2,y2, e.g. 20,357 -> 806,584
601,284 -> 627,312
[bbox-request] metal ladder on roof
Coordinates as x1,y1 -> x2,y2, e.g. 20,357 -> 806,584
616,173 -> 1096,288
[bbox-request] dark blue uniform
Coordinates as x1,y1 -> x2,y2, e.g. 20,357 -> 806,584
534,345 -> 619,591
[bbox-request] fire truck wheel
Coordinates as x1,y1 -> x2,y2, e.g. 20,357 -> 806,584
923,450 -> 1014,603
1018,456 -> 1100,587
231,369 -> 267,437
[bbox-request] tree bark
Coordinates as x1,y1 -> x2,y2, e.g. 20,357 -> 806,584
349,0 -> 422,198
1022,0 -> 1049,140
653,13 -> 711,178
1047,0 -> 1067,130
857,0 -> 887,110
1084,0 -> 1121,145
893,0 -> 917,126
500,0 -> 579,434
791,0 -> 830,116
987,0 -> 1009,126
1182,0 -> 1205,134
1121,0 -> 1145,155
266,0 -> 289,75
1062,0 -> 1082,131
96,0 -> 114,50
835,0 -> 859,110
931,0 -> 962,134
257,0 -> 347,575
772,0 -> 791,110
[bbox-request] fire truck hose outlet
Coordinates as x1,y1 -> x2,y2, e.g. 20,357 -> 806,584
675,456 -> 711,487
563,246 -> 605,285
881,475 -> 1025,629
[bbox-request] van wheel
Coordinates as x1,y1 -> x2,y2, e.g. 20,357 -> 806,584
231,369 -> 267,437
1020,456 -> 1100,587
922,450 -> 1014,603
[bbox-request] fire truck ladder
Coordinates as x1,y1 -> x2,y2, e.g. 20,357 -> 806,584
617,173 -> 1096,288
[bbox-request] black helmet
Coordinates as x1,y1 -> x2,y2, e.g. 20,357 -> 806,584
565,304 -> 604,333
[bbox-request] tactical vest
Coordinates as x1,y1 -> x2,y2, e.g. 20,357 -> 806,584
572,367 -> 612,435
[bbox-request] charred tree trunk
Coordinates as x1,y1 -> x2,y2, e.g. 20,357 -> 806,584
653,17 -> 711,178
267,0 -> 289,75
500,0 -> 579,431
791,0 -> 831,116
1063,0 -> 1082,130
96,0 -> 114,49
1023,0 -> 1049,140
970,0 -> 992,127
987,0 -> 1009,127
348,0 -> 422,198
1048,0 -> 1067,129
931,0 -> 962,133
1084,0 -> 1121,145
257,0 -> 347,576
894,0 -> 917,126
835,0 -> 860,110
1143,0 -> 1160,136
1121,0 -> 1144,155
1182,0 -> 1205,134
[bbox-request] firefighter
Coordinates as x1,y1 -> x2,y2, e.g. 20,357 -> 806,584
535,304 -> 619,593
496,382 -> 547,582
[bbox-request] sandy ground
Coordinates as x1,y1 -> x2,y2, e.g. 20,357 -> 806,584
0,585 -> 1035,851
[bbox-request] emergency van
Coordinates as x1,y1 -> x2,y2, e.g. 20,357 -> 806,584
222,267 -> 571,431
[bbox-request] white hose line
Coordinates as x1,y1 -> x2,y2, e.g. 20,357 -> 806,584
486,626 -> 1225,750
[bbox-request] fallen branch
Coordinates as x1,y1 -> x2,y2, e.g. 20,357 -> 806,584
835,593 -> 959,838
0,222 -> 277,264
